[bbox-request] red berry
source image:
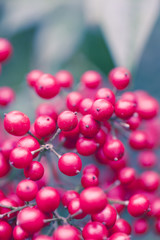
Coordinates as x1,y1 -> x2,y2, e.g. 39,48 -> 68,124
92,204 -> 117,229
58,153 -> 82,176
76,137 -> 97,156
16,179 -> 38,201
36,103 -> 58,121
150,198 -> 160,217
80,187 -> 107,214
52,225 -> 81,240
133,218 -> 148,235
66,91 -> 83,112
81,173 -> 99,188
115,100 -> 136,119
83,164 -> 99,177
24,161 -> 44,181
0,38 -> 12,63
55,70 -> 73,88
0,198 -> 17,219
10,147 -> 33,169
0,153 -> 10,177
79,114 -> 100,138
34,115 -> 56,137
0,138 -> 17,160
0,221 -> 12,240
110,218 -> 131,235
13,225 -> 29,240
4,111 -> 30,136
35,74 -> 60,99
129,130 -> 148,150
128,194 -> 150,217
94,128 -> 106,146
103,139 -> 125,161
138,151 -> 157,168
126,113 -> 141,130
140,171 -> 159,192
79,98 -> 93,115
91,99 -> 114,121
68,197 -> 86,219
121,91 -> 137,104
118,167 -> 136,185
58,111 -> 78,131
16,136 -> 40,158
36,186 -> 60,213
82,222 -> 108,239
155,218 -> 160,233
109,232 -> 130,240
0,87 -> 15,106
62,190 -> 79,208
137,96 -> 159,119
26,69 -> 43,87
81,70 -> 102,88
17,207 -> 44,234
95,88 -> 115,105
33,235 -> 52,240
109,67 -> 131,90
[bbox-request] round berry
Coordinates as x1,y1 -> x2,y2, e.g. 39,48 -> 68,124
58,111 -> 78,131
83,164 -> 99,177
0,87 -> 15,106
118,167 -> 136,185
34,115 -> 56,137
0,153 -> 10,177
137,96 -> 159,119
36,186 -> 60,213
16,179 -> 38,201
0,138 -> 17,160
76,137 -> 97,156
66,91 -> 82,111
53,225 -> 81,240
26,69 -> 43,87
0,221 -> 12,240
109,232 -> 130,240
155,218 -> 160,234
121,91 -> 137,104
24,161 -> 44,181
94,128 -> 106,146
36,103 -> 58,121
81,173 -> 99,188
10,147 -> 33,169
81,70 -> 102,88
4,111 -> 30,136
35,74 -> 60,99
91,99 -> 114,121
115,100 -> 136,119
55,70 -> 73,88
13,225 -> 29,240
79,98 -> 93,115
95,88 -> 115,105
133,218 -> 148,235
128,194 -> 150,217
150,198 -> 160,217
126,113 -> 141,130
16,136 -> 40,158
138,151 -> 157,168
103,139 -> 125,161
58,153 -> 82,176
82,222 -> 108,239
68,197 -> 86,219
80,187 -> 107,214
0,38 -> 12,63
129,130 -> 147,150
140,171 -> 159,192
110,218 -> 131,235
0,198 -> 17,219
34,236 -> 52,240
62,190 -> 79,208
79,114 -> 100,138
109,67 -> 131,90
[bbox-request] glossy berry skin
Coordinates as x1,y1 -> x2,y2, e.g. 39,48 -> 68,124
16,136 -> 40,158
92,204 -> 117,229
110,218 -> 131,235
0,198 -> 17,219
52,225 -> 81,240
81,173 -> 99,188
82,222 -> 108,239
103,139 -> 125,161
121,91 -> 137,104
109,67 -> 131,90
0,87 -> 15,106
24,161 -> 44,181
150,198 -> 160,217
80,187 -> 107,214
58,111 -> 78,131
129,130 -> 147,150
79,98 -> 93,115
58,153 -> 82,176
62,190 -> 80,208
79,114 -> 100,138
4,111 -> 30,136
0,153 -> 10,177
33,236 -> 52,240
0,38 -> 12,62
13,225 -> 29,240
126,113 -> 141,130
140,171 -> 159,192
94,128 -> 106,146
118,167 -> 136,185
138,151 -> 157,168
26,69 -> 43,87
137,96 -> 159,119
16,179 -> 38,201
10,147 -> 33,169
0,221 -> 12,240
76,137 -> 97,156
66,91 -> 83,112
91,99 -> 114,121
35,74 -> 60,99
81,70 -> 102,88
0,138 -> 17,160
36,186 -> 60,213
55,70 -> 73,88
95,88 -> 115,105
133,218 -> 148,235
83,164 -> 99,177
36,103 -> 58,121
68,197 -> 86,219
128,194 -> 150,217
34,115 -> 56,137
17,207 -> 44,234
115,100 -> 136,119
109,232 -> 130,240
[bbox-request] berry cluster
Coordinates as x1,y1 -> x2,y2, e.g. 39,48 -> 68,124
0,38 -> 160,240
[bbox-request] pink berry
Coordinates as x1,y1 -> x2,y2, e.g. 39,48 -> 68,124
150,198 -> 160,217
109,232 -> 130,240
115,100 -> 136,119
103,139 -> 125,161
58,153 -> 82,176
137,96 -> 159,119
0,221 -> 12,240
68,197 -> 86,219
10,147 -> 33,169
155,218 -> 160,234
0,38 -> 12,63
91,99 -> 114,121
0,138 -> 17,160
0,87 -> 15,106
128,194 -> 150,217
95,88 -> 115,105
79,98 -> 93,115
121,91 -> 137,104
16,179 -> 38,201
36,103 -> 58,121
4,111 -> 30,136
118,167 -> 136,185
83,164 -> 99,177
76,137 -> 97,156
0,198 -> 17,219
26,69 -> 43,87
138,151 -> 157,168
133,218 -> 148,235
33,235 -> 52,240
13,225 -> 29,240
16,136 -> 40,158
109,67 -> 131,90
52,225 -> 81,240
0,153 -> 10,177
62,190 -> 79,208
81,70 -> 102,88
126,113 -> 141,130
66,91 -> 83,112
55,70 -> 74,88
34,115 -> 56,137
140,171 -> 159,192
110,218 -> 131,235
82,222 -> 108,239
79,114 -> 100,138
81,173 -> 99,188
24,161 -> 44,181
58,111 -> 78,131
129,130 -> 148,150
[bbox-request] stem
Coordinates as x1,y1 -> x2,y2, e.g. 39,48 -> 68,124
50,147 -> 61,159
31,145 -> 46,155
27,131 -> 43,143
44,218 -> 59,223
50,128 -> 61,142
0,204 -> 16,210
108,198 -> 129,206
104,180 -> 121,193
67,209 -> 83,220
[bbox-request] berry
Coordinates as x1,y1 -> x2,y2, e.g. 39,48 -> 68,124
79,114 -> 100,138
129,130 -> 147,150
126,113 -> 141,130
34,115 -> 56,137
33,236 -> 52,240
66,91 -> 82,111
128,194 -> 150,217
109,67 -> 131,90
138,151 -> 157,168
0,87 -> 15,106
0,198 -> 17,219
110,218 -> 131,235
121,91 -> 137,104
94,128 -> 106,146
83,164 -> 99,177
0,221 -> 12,240
62,190 -> 79,208
36,103 -> 58,121
24,161 -> 44,181
140,171 -> 159,192
115,100 -> 136,119
81,70 -> 102,88
4,111 -> 30,136
26,69 -> 43,87
155,218 -> 160,234
81,173 -> 99,188
0,138 -> 17,160
17,207 -> 44,234
137,96 -> 159,119
13,225 -> 29,240
91,99 -> 114,121
0,38 -> 12,62
16,136 -> 40,158
133,218 -> 148,235
109,232 -> 130,240
55,70 -> 74,88
150,198 -> 160,217
52,225 -> 81,240
103,139 -> 125,161
82,222 -> 108,239
36,186 -> 60,213
79,98 -> 93,115
57,111 -> 78,131
76,137 -> 97,156
0,153 -> 10,177
16,179 -> 38,201
118,167 -> 136,185
10,147 -> 33,169
95,88 -> 115,105
80,187 -> 107,214
68,197 -> 86,219
58,153 -> 82,176
35,74 -> 60,99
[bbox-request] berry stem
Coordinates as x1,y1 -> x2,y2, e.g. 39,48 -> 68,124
50,147 -> 61,159
50,128 -> 61,142
108,198 -> 129,206
31,145 -> 46,155
104,180 -> 121,193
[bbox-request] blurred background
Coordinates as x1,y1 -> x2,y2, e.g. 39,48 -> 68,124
0,1 -> 160,238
